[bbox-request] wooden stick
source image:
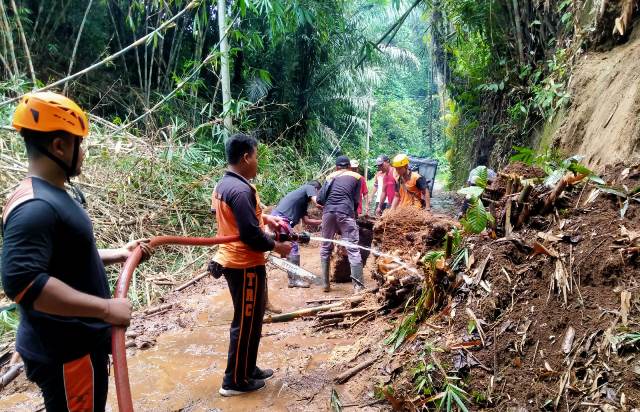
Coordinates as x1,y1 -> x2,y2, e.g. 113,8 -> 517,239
466,308 -> 486,346
317,307 -> 374,319
265,296 -> 364,323
264,301 -> 344,324
0,362 -> 23,389
504,198 -> 513,237
175,272 -> 209,292
144,303 -> 173,315
334,356 -> 378,384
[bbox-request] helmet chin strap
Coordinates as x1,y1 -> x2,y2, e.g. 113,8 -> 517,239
33,137 -> 87,206
34,137 -> 81,182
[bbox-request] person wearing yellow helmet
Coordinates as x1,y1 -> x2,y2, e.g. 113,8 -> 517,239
390,153 -> 431,211
2,91 -> 151,411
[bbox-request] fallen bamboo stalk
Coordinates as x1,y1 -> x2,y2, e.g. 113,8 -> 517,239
306,296 -> 353,305
175,272 -> 209,292
305,288 -> 377,305
264,296 -> 364,323
317,307 -> 375,319
504,199 -> 513,237
334,356 -> 378,384
144,303 -> 173,315
0,363 -> 23,389
316,318 -> 342,328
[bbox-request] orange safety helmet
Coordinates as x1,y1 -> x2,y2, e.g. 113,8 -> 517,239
12,91 -> 89,137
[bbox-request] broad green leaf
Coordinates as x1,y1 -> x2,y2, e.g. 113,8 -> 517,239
461,198 -> 490,234
588,175 -> 605,185
457,186 -> 484,198
544,169 -> 565,188
599,186 -> 627,198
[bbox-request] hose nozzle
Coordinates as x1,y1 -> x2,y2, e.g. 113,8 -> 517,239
272,231 -> 311,244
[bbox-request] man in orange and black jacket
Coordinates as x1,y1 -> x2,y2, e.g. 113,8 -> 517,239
209,133 -> 291,396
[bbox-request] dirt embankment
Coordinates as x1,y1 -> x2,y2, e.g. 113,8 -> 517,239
553,21 -> 640,170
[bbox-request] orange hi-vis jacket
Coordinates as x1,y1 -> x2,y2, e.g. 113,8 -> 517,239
394,170 -> 427,208
211,171 -> 275,268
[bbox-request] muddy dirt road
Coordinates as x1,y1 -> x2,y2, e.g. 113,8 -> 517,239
0,242 -> 385,412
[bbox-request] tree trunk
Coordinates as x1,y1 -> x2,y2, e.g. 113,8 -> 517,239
9,0 -> 36,85
511,0 -> 525,64
217,0 -> 233,131
107,0 -> 129,74
0,0 -> 19,75
365,95 -> 372,183
64,0 -> 93,94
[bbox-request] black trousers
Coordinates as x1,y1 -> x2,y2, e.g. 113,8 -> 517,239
222,265 -> 267,386
23,350 -> 109,412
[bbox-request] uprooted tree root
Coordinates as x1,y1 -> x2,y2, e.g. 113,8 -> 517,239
370,162 -> 640,411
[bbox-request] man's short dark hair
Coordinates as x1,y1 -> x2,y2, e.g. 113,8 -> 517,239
19,128 -> 72,159
307,180 -> 321,190
225,133 -> 258,165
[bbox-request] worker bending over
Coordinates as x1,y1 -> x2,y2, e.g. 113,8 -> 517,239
317,155 -> 365,293
390,154 -> 431,210
1,92 -> 151,411
272,181 -> 322,288
209,133 -> 291,396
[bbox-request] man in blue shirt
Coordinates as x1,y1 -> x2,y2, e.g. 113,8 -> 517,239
317,156 -> 365,293
272,181 -> 322,287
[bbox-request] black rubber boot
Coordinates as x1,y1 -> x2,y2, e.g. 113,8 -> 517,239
321,259 -> 330,292
350,264 -> 365,292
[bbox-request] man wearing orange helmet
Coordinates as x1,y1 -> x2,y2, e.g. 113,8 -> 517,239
390,154 -> 431,211
1,92 -> 151,411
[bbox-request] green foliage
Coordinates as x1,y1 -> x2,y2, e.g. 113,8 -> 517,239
0,305 -> 19,345
457,168 -> 494,234
436,380 -> 470,412
459,197 -> 493,234
374,384 -> 395,400
422,250 -> 446,271
596,185 -> 640,218
412,358 -> 437,396
330,388 -> 343,412
384,286 -> 432,351
511,147 -> 603,187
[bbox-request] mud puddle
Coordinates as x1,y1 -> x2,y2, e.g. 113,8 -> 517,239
116,286 -> 352,411
0,246 -> 361,411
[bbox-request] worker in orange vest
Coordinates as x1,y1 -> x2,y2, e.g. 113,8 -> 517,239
390,154 -> 431,210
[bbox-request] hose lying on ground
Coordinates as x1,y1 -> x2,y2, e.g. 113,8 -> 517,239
112,235 -> 239,412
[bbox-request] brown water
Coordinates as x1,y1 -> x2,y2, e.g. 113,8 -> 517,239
0,248 -> 357,412
114,287 -> 352,411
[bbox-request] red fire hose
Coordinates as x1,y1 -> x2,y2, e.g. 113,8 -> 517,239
112,235 -> 240,412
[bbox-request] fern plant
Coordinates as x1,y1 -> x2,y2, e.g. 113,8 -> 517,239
457,166 -> 494,234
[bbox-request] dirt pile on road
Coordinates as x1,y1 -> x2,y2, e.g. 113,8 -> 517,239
372,207 -> 459,257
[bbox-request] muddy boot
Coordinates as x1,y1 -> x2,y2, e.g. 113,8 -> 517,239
264,284 -> 282,314
287,255 -> 310,288
321,259 -> 331,292
350,264 -> 365,293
